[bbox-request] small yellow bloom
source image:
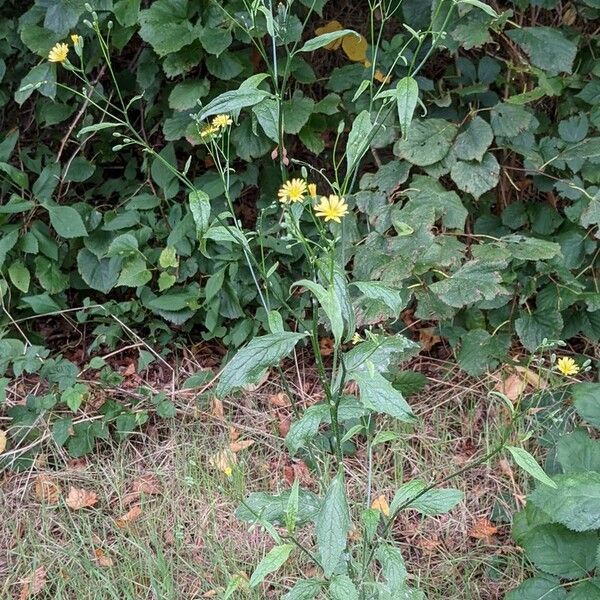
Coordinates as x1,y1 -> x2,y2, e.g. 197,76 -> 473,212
314,194 -> 349,223
209,449 -> 237,476
278,178 -> 308,204
351,332 -> 362,345
371,494 -> 390,517
71,34 -> 81,44
212,114 -> 233,129
223,466 -> 233,477
556,357 -> 579,376
200,124 -> 219,139
48,42 -> 69,63
308,183 -> 317,197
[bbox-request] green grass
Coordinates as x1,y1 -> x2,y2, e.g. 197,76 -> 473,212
1,363 -> 531,599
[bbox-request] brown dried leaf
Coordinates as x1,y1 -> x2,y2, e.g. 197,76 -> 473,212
319,337 -> 334,356
132,473 -> 162,495
495,373 -> 526,402
116,505 -> 142,528
371,495 -> 390,517
268,392 -> 290,408
229,439 -> 254,453
418,328 -> 441,352
34,475 -> 61,505
211,398 -> 224,419
278,415 -> 291,437
94,548 -> 113,567
0,429 -> 7,454
469,518 -> 498,544
66,486 -> 98,510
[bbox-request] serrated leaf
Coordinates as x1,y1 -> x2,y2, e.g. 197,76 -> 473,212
329,575 -> 358,599
490,103 -> 535,137
376,543 -> 407,588
557,430 -> 600,473
77,249 -> 120,294
507,446 -> 557,488
353,369 -> 415,422
189,189 -> 211,240
352,282 -> 406,316
453,116 -> 493,162
505,575 -> 566,600
168,79 -> 210,111
237,489 -> 321,526
458,329 -> 509,376
282,580 -> 322,600
216,332 -> 307,397
450,152 -> 499,199
395,119 -> 457,167
315,472 -> 350,578
285,404 -> 328,455
47,205 -> 88,238
390,480 -> 463,516
249,544 -> 294,587
138,0 -> 196,57
515,310 -> 563,352
529,472 -> 600,532
196,88 -> 272,121
571,383 -> 600,428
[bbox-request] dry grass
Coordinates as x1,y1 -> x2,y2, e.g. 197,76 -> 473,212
0,356 -> 530,599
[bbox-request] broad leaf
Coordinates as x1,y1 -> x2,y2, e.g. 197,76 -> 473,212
450,152 -> 499,199
282,580 -> 322,600
571,383 -> 600,428
505,575 -> 566,600
453,116 -> 493,162
329,575 -> 358,599
249,544 -> 294,587
395,119 -> 457,166
47,205 -> 87,238
237,489 -> 321,526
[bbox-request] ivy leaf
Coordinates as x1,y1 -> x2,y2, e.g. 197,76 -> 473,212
430,260 -> 508,308
453,116 -> 493,162
507,446 -> 557,488
507,27 -> 577,75
138,0 -> 197,57
249,544 -> 294,587
315,472 -> 351,578
216,332 -> 307,397
450,152 -> 499,198
529,472 -> 600,532
396,76 -> 419,139
47,205 -> 88,238
394,119 -> 457,167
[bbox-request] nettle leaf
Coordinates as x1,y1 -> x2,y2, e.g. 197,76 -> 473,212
249,544 -> 294,588
507,446 -> 557,488
376,543 -> 407,589
565,582 -> 600,599
352,281 -> 406,316
285,404 -> 328,455
396,76 -> 419,139
282,580 -> 322,600
315,472 -> 351,578
352,370 -> 415,422
138,0 -> 197,56
216,332 -> 307,397
344,334 -> 420,376
237,489 -> 320,526
557,430 -> 600,473
505,575 -> 566,600
430,260 -> 508,308
515,310 -> 563,352
520,523 -> 598,580
457,329 -> 510,376
390,480 -> 463,516
450,152 -> 500,199
507,27 -> 577,75
329,575 -> 359,600
571,383 -> 600,429
394,119 -> 457,167
453,116 -> 493,162
503,235 -> 562,261
529,472 -> 600,532
47,205 -> 88,238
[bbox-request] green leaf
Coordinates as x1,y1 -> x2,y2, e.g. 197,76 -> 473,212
566,582 -> 600,599
453,116 -> 493,162
249,544 -> 294,588
571,383 -> 600,428
450,152 -> 499,199
77,249 -> 120,294
285,405 -> 327,455
189,189 -> 211,240
396,77 -> 419,139
159,246 -> 178,269
299,29 -> 358,52
61,383 -> 88,413
458,0 -> 499,17
376,543 -> 407,589
117,257 -> 152,288
507,446 -> 557,488
282,580 -> 322,600
529,472 -> 600,532
390,480 -> 463,516
291,280 -> 343,346
505,575 -> 566,600
47,205 -> 88,238
346,110 -> 373,173
503,235 -> 562,261
515,310 -> 563,352
138,0 -> 196,56
557,430 -> 600,473
8,261 -> 30,293
352,281 -> 407,316
169,79 -> 210,111
216,332 -> 307,397
490,103 -> 535,137
458,329 -> 510,376
560,138 -> 600,161
52,417 -> 73,447
344,334 -> 420,376
15,63 -> 56,105
520,523 -> 598,580
507,27 -> 577,75
315,472 -> 351,578
107,234 -> 139,258
430,261 -> 508,308
196,88 -> 272,121
237,489 -> 320,526
352,370 -> 415,422
329,575 -> 358,600
395,119 -> 457,167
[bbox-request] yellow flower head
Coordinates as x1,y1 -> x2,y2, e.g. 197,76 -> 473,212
278,178 -> 308,204
48,42 -> 69,63
314,194 -> 349,223
212,114 -> 233,129
351,332 -> 362,345
308,183 -> 317,197
71,34 -> 81,44
556,357 -> 579,376
200,124 -> 219,139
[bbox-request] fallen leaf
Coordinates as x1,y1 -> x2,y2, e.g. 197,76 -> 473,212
209,450 -> 237,476
495,373 -> 526,402
94,548 -> 113,567
230,439 -> 254,453
123,473 -> 162,506
278,415 -> 291,437
66,486 -> 98,510
268,392 -> 289,408
18,582 -> 29,600
116,505 -> 142,528
34,474 -> 61,505
342,33 -> 368,62
211,398 -> 224,419
418,327 -> 441,352
20,565 -> 46,598
469,518 -> 498,544
229,426 -> 240,442
514,366 -> 546,389
0,429 -> 6,454
371,494 -> 390,517
319,337 -> 334,356
123,363 -> 136,377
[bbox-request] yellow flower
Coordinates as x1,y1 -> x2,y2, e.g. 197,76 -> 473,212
71,34 -> 81,44
308,183 -> 317,197
200,124 -> 219,139
212,114 -> 233,129
351,332 -> 362,345
278,178 -> 308,204
556,357 -> 579,376
209,450 -> 236,476
48,42 -> 69,63
314,194 -> 349,223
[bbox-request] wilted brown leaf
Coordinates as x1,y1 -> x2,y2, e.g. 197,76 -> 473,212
319,337 -> 334,356
211,398 -> 224,419
229,439 -> 254,453
278,415 -> 291,437
469,518 -> 498,544
268,392 -> 289,408
34,475 -> 61,505
418,328 -> 441,352
66,486 -> 98,510
371,495 -> 390,517
94,548 -> 113,567
19,565 -> 46,598
116,505 -> 142,528
0,429 -> 7,454
495,373 -> 526,402
209,450 -> 237,476
123,473 -> 162,507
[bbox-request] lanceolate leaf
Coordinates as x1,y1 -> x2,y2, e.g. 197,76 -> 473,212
299,29 -> 358,53
315,472 -> 351,578
249,544 -> 294,587
196,88 -> 272,121
346,110 -> 373,174
216,332 -> 307,397
507,446 -> 557,488
396,76 -> 419,140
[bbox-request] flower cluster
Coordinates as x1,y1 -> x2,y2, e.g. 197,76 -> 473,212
48,35 -> 82,63
200,114 -> 233,139
277,178 -> 349,223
